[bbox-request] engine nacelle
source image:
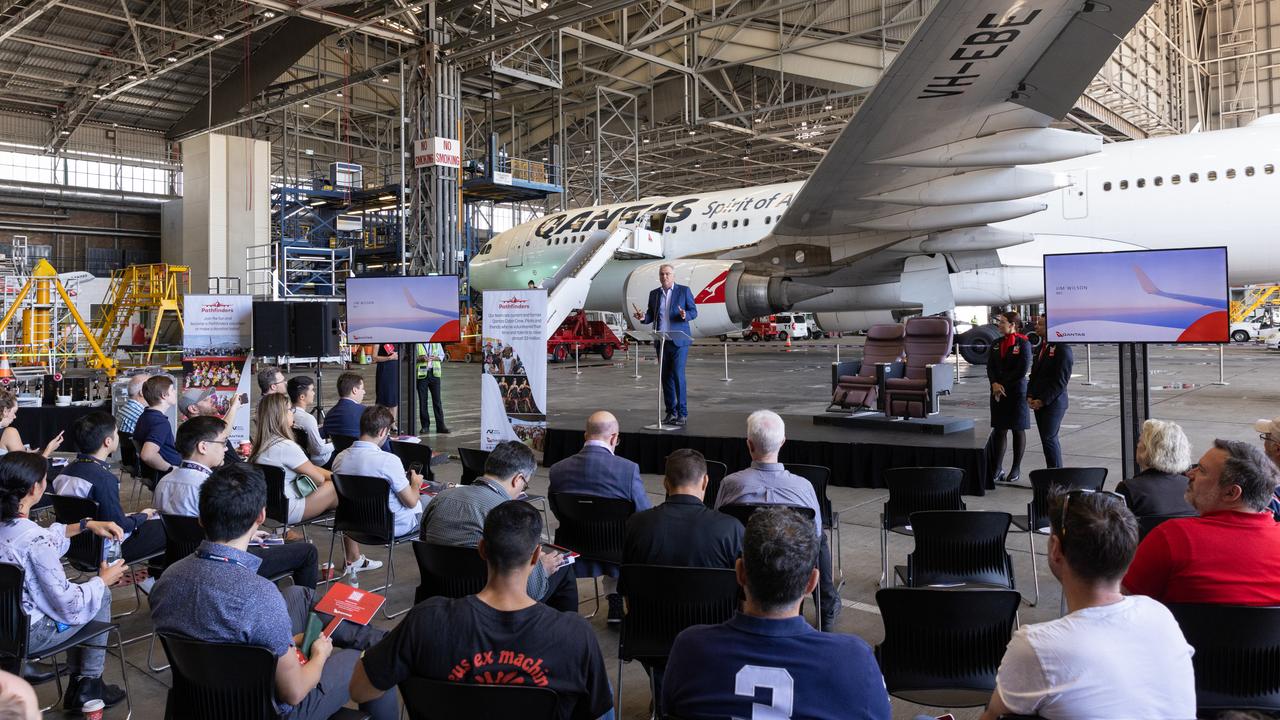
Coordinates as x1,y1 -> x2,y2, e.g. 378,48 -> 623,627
623,259 -> 834,339
814,310 -> 903,334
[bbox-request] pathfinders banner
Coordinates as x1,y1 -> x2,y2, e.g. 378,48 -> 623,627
480,290 -> 547,452
182,295 -> 253,446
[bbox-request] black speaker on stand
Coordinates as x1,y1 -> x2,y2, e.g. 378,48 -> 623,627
252,302 -> 292,357
291,303 -> 341,357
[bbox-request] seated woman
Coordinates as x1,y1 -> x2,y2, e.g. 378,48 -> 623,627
287,376 -> 333,466
1117,419 -> 1196,517
249,393 -> 381,578
0,391 -> 63,457
0,451 -> 128,710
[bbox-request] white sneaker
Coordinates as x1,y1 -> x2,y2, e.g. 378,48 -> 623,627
345,555 -> 383,576
137,577 -> 156,595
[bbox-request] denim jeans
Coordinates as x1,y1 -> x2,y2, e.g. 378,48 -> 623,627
26,594 -> 112,678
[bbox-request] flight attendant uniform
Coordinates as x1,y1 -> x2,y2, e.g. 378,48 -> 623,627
987,333 -> 1032,431
1028,341 -> 1074,468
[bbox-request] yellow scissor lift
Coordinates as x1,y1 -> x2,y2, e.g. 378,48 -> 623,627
0,259 -> 115,376
1231,285 -> 1280,324
90,263 -> 189,371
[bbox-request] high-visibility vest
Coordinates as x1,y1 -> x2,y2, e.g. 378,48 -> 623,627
416,343 -> 443,378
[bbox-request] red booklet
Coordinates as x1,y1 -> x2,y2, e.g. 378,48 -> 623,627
314,582 -> 385,636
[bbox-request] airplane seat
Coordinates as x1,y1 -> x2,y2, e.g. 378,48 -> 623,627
827,324 -> 906,412
882,317 -> 955,419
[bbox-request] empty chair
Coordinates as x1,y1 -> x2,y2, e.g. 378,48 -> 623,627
390,440 -> 435,482
828,324 -> 906,412
118,431 -> 141,482
880,467 -> 966,588
1168,603 -> 1280,713
875,587 -> 1021,707
549,492 -> 635,617
894,511 -> 1014,589
1010,467 -> 1108,605
399,676 -> 558,720
701,459 -> 728,508
785,463 -> 842,580
327,473 -> 419,618
881,316 -> 955,419
411,541 -> 487,603
458,447 -> 490,486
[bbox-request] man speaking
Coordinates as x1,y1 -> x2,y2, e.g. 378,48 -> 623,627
633,264 -> 698,425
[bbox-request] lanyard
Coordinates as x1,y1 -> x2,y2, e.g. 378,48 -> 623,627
196,550 -> 252,570
180,461 -> 212,476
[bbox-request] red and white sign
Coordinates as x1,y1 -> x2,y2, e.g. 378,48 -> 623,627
314,582 -> 385,635
414,137 -> 461,169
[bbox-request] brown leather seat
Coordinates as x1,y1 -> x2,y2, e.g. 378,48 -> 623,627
829,324 -> 905,411
883,316 -> 955,418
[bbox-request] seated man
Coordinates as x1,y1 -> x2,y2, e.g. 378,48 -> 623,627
258,365 -> 287,396
981,491 -> 1195,719
350,500 -> 613,720
1124,438 -> 1280,604
150,463 -> 396,720
715,409 -> 839,631
624,448 -> 742,568
331,405 -> 424,538
115,372 -> 149,435
289,377 -> 333,466
178,385 -> 243,463
549,410 -> 650,621
156,416 -> 319,588
420,440 -> 577,612
663,507 -> 890,720
133,375 -> 180,474
321,372 -> 389,451
52,411 -> 166,566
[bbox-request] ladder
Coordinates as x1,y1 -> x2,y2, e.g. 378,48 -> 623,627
90,264 -> 190,366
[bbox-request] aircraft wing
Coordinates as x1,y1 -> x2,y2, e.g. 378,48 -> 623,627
727,0 -> 1154,277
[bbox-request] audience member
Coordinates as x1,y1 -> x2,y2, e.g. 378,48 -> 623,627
51,412 -> 165,566
331,406 -> 423,537
250,394 -> 377,577
257,366 -> 286,396
624,448 -> 742,568
1116,419 -> 1195,516
288,376 -> 333,466
157,416 -> 318,588
980,490 -> 1195,719
149,464 -> 396,720
0,668 -> 38,720
177,385 -> 244,463
322,373 -> 390,451
715,410 -> 839,631
0,391 -> 62,457
134,375 -> 180,473
350,500 -> 613,720
0,452 -> 128,710
663,507 -> 890,720
1253,415 -> 1280,517
1124,438 -> 1280,604
116,372 -> 150,435
420,440 -> 577,611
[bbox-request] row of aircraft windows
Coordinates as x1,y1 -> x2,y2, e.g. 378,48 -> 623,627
1103,164 -> 1274,191
544,214 -> 780,245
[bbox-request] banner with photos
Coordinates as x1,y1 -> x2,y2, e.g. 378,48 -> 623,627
480,290 -> 547,451
182,295 -> 253,445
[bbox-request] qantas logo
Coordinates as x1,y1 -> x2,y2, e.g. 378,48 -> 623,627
695,270 -> 730,304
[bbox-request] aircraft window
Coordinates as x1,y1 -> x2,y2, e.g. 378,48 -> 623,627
1103,182 -> 1112,191
1172,174 -> 1181,185
765,216 -> 772,223
1190,173 -> 1199,182
669,226 -> 677,234
1247,166 -> 1256,176
1154,177 -> 1163,186
1267,164 -> 1275,174
1227,168 -> 1237,179
1208,171 -> 1218,181
1136,178 -> 1145,188
711,221 -> 718,230
743,219 -> 749,227
691,224 -> 697,232
732,219 -> 739,227
1119,180 -> 1128,189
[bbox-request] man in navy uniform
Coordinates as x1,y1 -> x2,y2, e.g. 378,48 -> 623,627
1028,314 -> 1074,469
632,264 -> 698,425
321,372 -> 390,451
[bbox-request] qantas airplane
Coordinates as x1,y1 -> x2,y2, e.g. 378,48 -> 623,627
469,0 -> 1280,361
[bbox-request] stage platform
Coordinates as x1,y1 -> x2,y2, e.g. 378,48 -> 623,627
543,409 -> 994,496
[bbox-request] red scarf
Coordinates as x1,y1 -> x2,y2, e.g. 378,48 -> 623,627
999,332 -> 1027,357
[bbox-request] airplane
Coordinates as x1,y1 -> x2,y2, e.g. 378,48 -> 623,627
469,0 -> 1280,363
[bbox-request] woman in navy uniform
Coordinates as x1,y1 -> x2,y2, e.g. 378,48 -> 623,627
987,310 -> 1031,483
1027,314 -> 1074,469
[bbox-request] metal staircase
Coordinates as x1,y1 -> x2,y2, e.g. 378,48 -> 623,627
543,218 -> 663,335
90,264 -> 190,366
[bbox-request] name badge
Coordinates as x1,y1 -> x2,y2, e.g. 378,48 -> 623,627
1049,347 -> 1056,357
1012,346 -> 1020,355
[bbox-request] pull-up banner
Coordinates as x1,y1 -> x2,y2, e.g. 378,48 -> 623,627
480,290 -> 547,452
182,294 -> 253,446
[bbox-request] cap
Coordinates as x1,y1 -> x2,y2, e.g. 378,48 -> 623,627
179,386 -> 215,410
1255,417 -> 1280,437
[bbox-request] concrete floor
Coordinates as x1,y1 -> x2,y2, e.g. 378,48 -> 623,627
48,337 -> 1280,719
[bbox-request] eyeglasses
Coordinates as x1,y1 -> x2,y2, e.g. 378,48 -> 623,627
1059,488 -> 1126,537
1262,433 -> 1277,444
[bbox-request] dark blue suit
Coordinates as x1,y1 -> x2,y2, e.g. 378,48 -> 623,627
641,283 -> 698,418
1028,342 -> 1073,468
321,398 -> 390,451
549,443 -> 651,578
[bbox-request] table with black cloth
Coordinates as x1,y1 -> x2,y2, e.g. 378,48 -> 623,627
542,410 -> 994,496
15,403 -> 106,454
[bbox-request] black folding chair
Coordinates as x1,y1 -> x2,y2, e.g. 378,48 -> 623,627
1137,513 -> 1195,542
399,676 -> 557,720
117,431 -> 141,483
1010,467 -> 1107,606
159,633 -> 368,720
390,440 -> 436,482
875,587 -> 1021,707
894,510 -> 1015,590
49,494 -> 158,619
549,492 -> 635,618
720,504 -> 822,625
617,565 -> 738,712
411,542 -> 487,603
701,460 -> 728,508
457,447 -> 489,486
880,467 -> 966,588
328,473 -> 418,618
1169,603 -> 1280,713
785,463 -> 842,581
0,562 -> 131,715
254,462 -> 333,542
129,436 -> 163,501
330,433 -> 357,457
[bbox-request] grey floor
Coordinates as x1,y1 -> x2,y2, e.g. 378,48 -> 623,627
49,337 -> 1280,719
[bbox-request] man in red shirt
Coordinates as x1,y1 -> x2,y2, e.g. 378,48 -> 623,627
1123,438 -> 1280,605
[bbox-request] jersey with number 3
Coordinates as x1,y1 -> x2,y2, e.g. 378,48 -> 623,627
662,613 -> 891,720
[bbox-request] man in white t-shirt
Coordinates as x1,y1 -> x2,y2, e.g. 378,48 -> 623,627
980,489 -> 1195,720
331,405 -> 424,537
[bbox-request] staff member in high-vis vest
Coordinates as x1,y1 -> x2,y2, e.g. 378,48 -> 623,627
415,342 -> 449,434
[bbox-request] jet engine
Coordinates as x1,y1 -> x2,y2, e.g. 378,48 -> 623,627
623,259 -> 831,338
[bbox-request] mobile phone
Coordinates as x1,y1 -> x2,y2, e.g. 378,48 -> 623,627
238,393 -> 249,404
102,539 -> 121,565
408,461 -> 423,475
300,612 -> 325,657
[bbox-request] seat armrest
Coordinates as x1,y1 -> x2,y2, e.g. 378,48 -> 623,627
883,360 -> 906,379
925,362 -> 955,395
831,360 -> 863,390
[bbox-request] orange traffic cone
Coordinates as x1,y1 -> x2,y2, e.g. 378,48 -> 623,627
0,354 -> 13,379
784,337 -> 792,352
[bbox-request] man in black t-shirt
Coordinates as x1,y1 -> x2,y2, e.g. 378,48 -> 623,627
350,501 -> 613,720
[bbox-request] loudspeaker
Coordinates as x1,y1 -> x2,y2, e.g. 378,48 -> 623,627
291,303 -> 341,357
252,301 -> 292,356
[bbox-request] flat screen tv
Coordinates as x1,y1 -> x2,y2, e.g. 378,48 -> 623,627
1043,247 -> 1228,344
345,275 -> 461,344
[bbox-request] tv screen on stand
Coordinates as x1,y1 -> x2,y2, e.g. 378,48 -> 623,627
345,275 -> 461,344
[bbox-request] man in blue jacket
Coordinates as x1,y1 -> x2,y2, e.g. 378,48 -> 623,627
632,264 -> 698,425
321,372 -> 390,451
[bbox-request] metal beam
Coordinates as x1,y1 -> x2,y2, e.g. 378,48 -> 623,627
0,0 -> 60,45
241,0 -> 419,44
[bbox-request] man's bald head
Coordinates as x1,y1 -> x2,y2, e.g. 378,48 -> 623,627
0,669 -> 37,720
585,411 -> 619,440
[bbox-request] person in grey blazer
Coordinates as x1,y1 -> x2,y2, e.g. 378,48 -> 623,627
548,410 -> 652,621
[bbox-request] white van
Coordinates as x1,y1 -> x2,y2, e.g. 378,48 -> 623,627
585,310 -> 627,341
770,314 -> 810,340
